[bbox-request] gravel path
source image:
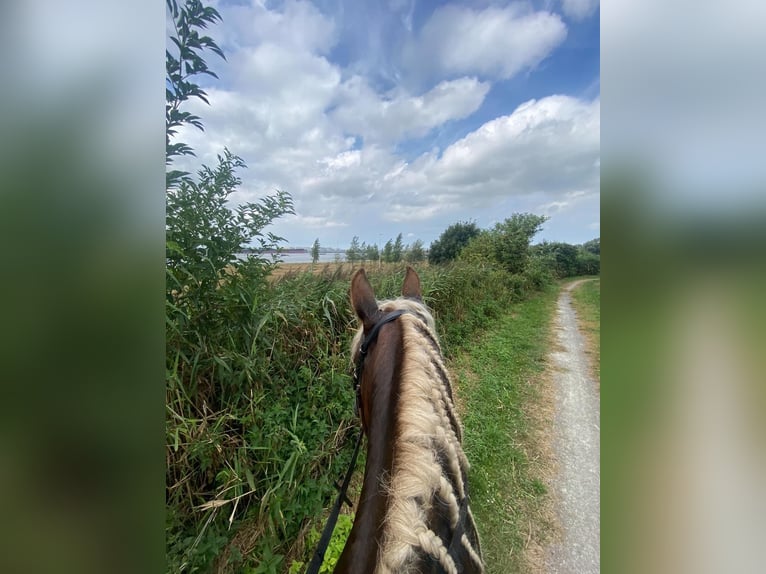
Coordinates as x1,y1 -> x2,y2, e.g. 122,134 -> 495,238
545,280 -> 600,574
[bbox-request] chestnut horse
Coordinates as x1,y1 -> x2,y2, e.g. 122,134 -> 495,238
335,267 -> 483,574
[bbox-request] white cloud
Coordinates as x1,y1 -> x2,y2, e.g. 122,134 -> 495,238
561,0 -> 600,21
287,214 -> 349,229
219,0 -> 337,54
380,95 -> 600,220
404,4 -> 567,81
332,76 -> 490,143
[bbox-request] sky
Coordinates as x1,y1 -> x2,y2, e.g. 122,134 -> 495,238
172,0 -> 600,249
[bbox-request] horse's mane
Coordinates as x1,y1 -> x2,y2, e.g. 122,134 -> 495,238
352,296 -> 482,574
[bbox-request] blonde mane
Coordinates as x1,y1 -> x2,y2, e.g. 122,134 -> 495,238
351,298 -> 483,574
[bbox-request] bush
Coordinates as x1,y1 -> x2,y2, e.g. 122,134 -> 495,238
428,221 -> 481,264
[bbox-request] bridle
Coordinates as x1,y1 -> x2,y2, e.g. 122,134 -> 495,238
352,309 -> 409,425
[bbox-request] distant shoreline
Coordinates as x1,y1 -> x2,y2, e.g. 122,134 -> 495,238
237,248 -> 346,255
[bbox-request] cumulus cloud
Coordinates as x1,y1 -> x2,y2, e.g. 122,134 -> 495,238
561,0 -> 600,21
381,95 -> 600,220
404,4 -> 567,81
331,76 -> 490,144
218,0 -> 337,54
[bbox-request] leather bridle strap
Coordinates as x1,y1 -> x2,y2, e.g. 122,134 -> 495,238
352,309 -> 408,418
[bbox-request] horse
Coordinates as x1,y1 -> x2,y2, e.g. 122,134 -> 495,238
334,266 -> 484,574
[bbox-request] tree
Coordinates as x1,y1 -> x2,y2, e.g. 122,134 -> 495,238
428,221 -> 480,264
458,231 -> 494,263
166,0 -> 293,295
311,238 -> 320,264
582,237 -> 600,255
346,236 -> 361,263
392,233 -> 404,263
382,239 -> 394,263
365,243 -> 380,264
406,239 -> 425,263
491,214 -> 547,274
532,241 -> 579,278
576,249 -> 600,275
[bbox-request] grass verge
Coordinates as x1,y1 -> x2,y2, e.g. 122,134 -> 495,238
569,278 -> 600,385
450,286 -> 559,573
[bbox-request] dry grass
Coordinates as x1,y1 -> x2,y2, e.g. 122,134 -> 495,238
569,278 -> 601,388
268,261 -> 408,281
520,346 -> 561,574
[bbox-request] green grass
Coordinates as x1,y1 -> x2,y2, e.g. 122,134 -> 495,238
451,287 -> 559,573
570,278 -> 600,383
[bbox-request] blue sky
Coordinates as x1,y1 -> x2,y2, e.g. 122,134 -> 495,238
174,0 -> 600,249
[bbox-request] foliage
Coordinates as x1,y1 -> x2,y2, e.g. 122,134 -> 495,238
364,242 -> 379,263
311,239 -> 320,264
456,231 -> 495,264
166,1 -> 301,572
582,237 -> 600,255
289,513 -> 355,574
529,238 -> 600,278
428,221 -> 481,264
166,0 -> 225,188
346,236 -> 361,263
460,219 -> 600,280
167,151 -> 294,293
459,214 -> 547,277
489,213 -> 547,274
575,248 -> 600,275
392,233 -> 404,263
381,239 -> 394,263
405,239 -> 425,263
531,241 -> 580,278
166,272 -> 358,573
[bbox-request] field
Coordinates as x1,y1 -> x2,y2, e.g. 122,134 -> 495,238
268,261 -> 421,281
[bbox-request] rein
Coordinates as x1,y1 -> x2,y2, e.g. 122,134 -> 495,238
306,309 -> 408,574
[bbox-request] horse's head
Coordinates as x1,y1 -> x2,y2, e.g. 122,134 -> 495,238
340,266 -> 484,573
349,266 -> 423,432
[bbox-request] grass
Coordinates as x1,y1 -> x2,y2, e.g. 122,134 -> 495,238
451,286 -> 559,573
570,278 -> 601,384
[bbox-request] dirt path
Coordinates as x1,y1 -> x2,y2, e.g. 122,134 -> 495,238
544,280 -> 600,574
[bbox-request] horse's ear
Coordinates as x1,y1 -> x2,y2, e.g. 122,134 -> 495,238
351,268 -> 379,331
401,266 -> 422,300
